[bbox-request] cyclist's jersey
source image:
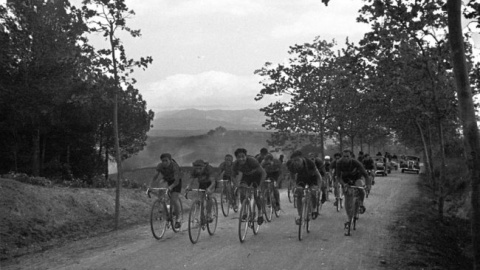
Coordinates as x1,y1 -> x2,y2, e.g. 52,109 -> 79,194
287,158 -> 318,187
324,161 -> 331,172
261,158 -> 282,181
191,164 -> 214,190
363,158 -> 375,170
335,159 -> 368,185
234,156 -> 263,186
156,160 -> 182,192
312,157 -> 326,177
218,161 -> 234,180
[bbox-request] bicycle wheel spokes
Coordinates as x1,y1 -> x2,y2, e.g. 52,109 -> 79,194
207,197 -> 218,235
188,201 -> 202,244
305,198 -> 311,233
150,200 -> 167,240
220,188 -> 229,217
264,190 -> 273,222
238,200 -> 249,243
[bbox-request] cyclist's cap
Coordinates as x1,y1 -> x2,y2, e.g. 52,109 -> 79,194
325,155 -> 330,160
192,159 -> 205,166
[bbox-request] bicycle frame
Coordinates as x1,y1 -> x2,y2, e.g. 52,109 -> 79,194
218,179 -> 237,217
186,189 -> 218,244
297,184 -> 314,241
148,188 -> 183,239
238,185 -> 261,243
344,185 -> 364,236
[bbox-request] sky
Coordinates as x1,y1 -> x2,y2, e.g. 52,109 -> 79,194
2,0 -> 479,114
77,0 -> 372,113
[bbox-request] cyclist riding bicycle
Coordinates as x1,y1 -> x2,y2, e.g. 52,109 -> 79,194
335,149 -> 371,215
147,153 -> 183,229
362,153 -> 376,185
309,152 -> 328,204
218,154 -> 237,209
287,150 -> 322,225
185,159 -> 216,223
330,152 -> 343,207
233,148 -> 267,225
255,147 -> 270,164
260,153 -> 282,211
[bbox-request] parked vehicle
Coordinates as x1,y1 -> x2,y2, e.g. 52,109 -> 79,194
374,156 -> 388,176
400,156 -> 420,174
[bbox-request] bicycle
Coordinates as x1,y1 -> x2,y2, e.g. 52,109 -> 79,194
218,179 -> 238,217
365,170 -> 374,198
147,188 -> 184,240
263,178 -> 280,222
343,185 -> 365,236
238,185 -> 263,243
287,175 -> 295,204
185,189 -> 218,244
333,180 -> 344,212
296,184 -> 318,241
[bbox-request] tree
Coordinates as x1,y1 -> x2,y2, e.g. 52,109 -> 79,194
82,0 -> 152,229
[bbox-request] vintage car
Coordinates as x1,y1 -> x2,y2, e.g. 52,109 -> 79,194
374,156 -> 388,176
400,156 -> 420,174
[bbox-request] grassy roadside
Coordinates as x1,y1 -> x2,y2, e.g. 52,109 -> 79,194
385,180 -> 473,270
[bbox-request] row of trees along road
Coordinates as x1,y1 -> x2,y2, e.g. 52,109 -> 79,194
256,1 -> 479,268
0,0 -> 153,228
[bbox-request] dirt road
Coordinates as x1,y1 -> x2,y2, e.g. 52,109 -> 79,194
3,171 -> 419,270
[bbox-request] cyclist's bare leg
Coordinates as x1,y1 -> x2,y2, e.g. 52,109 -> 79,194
355,179 -> 366,205
295,187 -> 303,217
273,181 -> 280,209
171,192 -> 181,221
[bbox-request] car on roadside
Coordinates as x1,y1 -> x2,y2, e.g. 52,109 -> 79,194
374,156 -> 388,176
400,156 -> 420,174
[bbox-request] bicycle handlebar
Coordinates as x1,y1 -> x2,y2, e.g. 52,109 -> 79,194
147,187 -> 170,199
184,188 -> 207,200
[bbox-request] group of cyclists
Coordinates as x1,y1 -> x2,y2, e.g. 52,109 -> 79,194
146,147 -> 376,236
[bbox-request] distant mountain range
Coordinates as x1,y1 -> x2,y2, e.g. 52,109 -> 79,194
150,109 -> 267,132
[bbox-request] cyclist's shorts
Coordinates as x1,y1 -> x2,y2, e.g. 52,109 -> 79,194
345,178 -> 365,187
166,179 -> 182,193
199,181 -> 212,190
240,179 -> 260,188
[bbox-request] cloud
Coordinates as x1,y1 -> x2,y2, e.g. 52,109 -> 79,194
142,71 -> 283,111
271,1 -> 369,41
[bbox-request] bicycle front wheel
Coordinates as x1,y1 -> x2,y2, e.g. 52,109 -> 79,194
264,190 -> 273,222
207,197 -> 218,235
188,201 -> 202,244
238,200 -> 250,243
305,199 -> 311,233
298,197 -> 306,241
150,200 -> 168,240
220,187 -> 230,217
353,199 -> 360,231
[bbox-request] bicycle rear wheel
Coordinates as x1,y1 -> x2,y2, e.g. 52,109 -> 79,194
188,201 -> 202,244
312,191 -> 320,220
264,190 -> 273,222
252,200 -> 260,235
170,196 -> 183,233
220,187 -> 230,217
207,197 -> 218,235
150,200 -> 168,239
288,181 -> 293,203
238,200 -> 250,243
305,198 -> 311,233
336,197 -> 341,212
273,191 -> 280,218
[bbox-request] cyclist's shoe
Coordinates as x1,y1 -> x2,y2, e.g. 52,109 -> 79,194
295,217 -> 301,225
257,216 -> 264,225
207,216 -> 214,223
312,211 -> 319,219
359,205 -> 366,214
175,221 -> 181,229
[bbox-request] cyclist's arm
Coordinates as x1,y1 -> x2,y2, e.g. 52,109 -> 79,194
235,171 -> 243,186
313,167 -> 322,186
148,171 -> 164,189
259,166 -> 267,187
186,177 -> 197,191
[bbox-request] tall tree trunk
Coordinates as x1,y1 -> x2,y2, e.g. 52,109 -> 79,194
32,129 -> 40,176
437,120 -> 447,220
110,28 -> 123,230
105,147 -> 109,181
415,119 -> 430,178
320,120 -> 325,158
447,1 -> 480,268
